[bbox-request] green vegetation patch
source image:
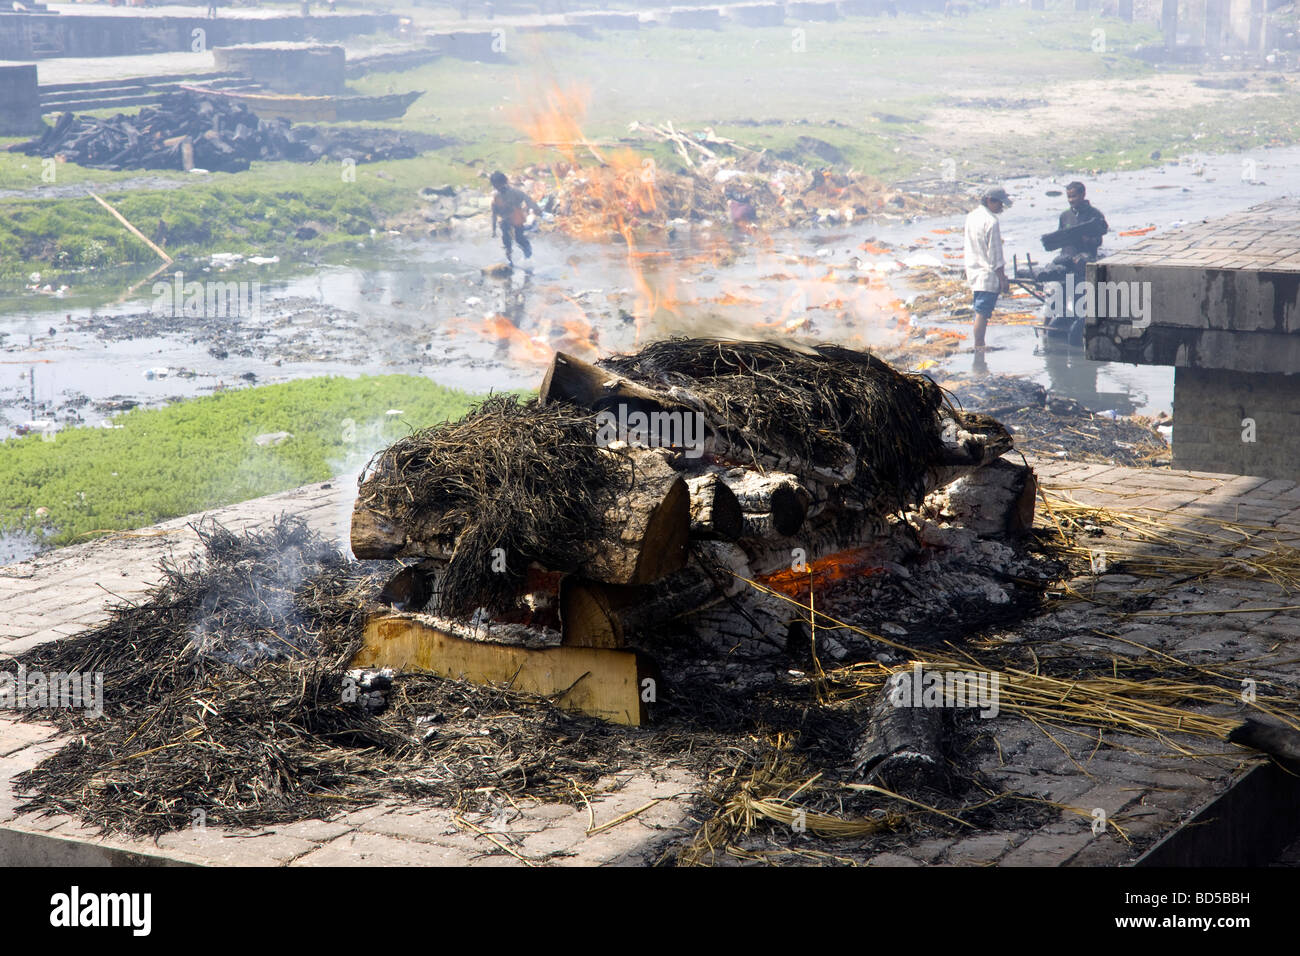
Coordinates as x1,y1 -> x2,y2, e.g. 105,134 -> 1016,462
0,375 -> 489,549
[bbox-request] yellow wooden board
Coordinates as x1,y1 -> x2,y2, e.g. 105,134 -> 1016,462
354,614 -> 649,726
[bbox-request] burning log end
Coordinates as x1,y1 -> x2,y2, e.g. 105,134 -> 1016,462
686,474 -> 744,541
930,458 -> 1037,539
940,411 -> 1015,468
721,469 -> 811,538
351,501 -> 407,559
541,350 -> 679,413
582,450 -> 690,585
767,484 -> 807,536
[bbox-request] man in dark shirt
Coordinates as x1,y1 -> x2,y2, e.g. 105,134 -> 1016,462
1054,181 -> 1108,269
489,171 -> 543,266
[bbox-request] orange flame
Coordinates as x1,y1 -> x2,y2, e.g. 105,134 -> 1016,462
513,81 -> 680,339
760,548 -> 886,597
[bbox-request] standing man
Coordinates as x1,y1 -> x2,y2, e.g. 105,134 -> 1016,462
963,185 -> 1011,351
489,171 -> 544,267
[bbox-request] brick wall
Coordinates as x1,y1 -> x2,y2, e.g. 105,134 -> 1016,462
1173,366 -> 1300,478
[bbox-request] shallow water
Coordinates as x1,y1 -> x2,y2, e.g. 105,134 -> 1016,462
5,144 -> 1300,437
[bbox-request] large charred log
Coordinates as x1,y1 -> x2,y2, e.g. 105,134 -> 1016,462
853,681 -> 953,794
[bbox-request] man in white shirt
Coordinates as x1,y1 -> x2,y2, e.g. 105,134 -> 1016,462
963,186 -> 1012,351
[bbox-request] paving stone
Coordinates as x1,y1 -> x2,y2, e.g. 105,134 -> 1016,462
992,770 -> 1094,806
6,811 -> 70,834
1253,478 -> 1297,497
556,821 -> 681,867
519,801 -> 583,823
514,822 -> 590,860
0,634 -> 63,657
265,818 -> 357,845
866,852 -> 922,867
153,826 -> 320,866
1169,627 -> 1251,654
904,837 -> 957,863
943,832 -> 1014,866
292,830 -> 476,866
0,719 -> 57,758
999,829 -> 1095,867
1066,835 -> 1134,866
325,802 -> 400,828
1072,782 -> 1146,827
361,808 -> 470,844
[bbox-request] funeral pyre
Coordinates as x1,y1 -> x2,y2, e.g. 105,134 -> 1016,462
351,338 -> 1038,660
10,338 -> 1057,842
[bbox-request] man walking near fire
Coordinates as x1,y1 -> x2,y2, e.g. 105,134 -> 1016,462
490,171 -> 544,268
963,185 -> 1011,351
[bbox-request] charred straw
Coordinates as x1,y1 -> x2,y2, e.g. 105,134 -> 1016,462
599,338 -> 951,509
356,395 -> 631,616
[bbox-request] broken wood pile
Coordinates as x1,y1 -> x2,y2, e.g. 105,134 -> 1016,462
7,92 -> 444,173
351,338 -> 1035,662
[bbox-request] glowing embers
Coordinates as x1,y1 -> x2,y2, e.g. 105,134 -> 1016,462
759,547 -> 888,598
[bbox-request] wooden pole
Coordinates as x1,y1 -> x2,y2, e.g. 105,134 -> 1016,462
88,191 -> 174,265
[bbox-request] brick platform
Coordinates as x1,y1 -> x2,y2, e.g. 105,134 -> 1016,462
1086,199 -> 1300,480
2,460 -> 1298,866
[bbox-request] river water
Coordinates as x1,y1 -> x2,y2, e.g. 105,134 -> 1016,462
3,144 -> 1300,438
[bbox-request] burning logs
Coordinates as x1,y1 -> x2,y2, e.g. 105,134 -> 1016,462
352,440 -> 688,588
928,457 -> 1037,539
583,447 -> 689,585
351,338 -> 1033,710
721,468 -> 812,538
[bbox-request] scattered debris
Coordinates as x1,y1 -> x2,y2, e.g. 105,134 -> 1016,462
944,375 -> 1169,467
509,119 -> 968,241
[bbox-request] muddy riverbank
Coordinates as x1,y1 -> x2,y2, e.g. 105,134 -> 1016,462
8,141 -> 1297,452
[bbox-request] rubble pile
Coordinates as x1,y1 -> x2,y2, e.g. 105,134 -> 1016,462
943,375 -> 1170,467
7,92 -> 444,173
513,127 -> 968,239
